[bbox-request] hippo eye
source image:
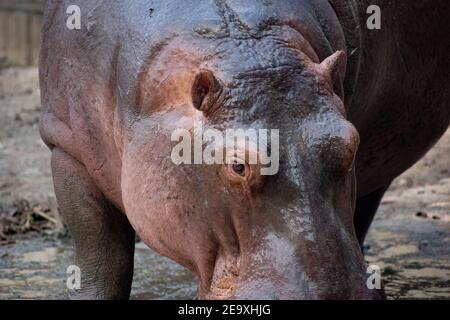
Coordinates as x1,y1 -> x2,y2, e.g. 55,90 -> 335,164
231,162 -> 246,176
227,160 -> 250,180
223,160 -> 265,189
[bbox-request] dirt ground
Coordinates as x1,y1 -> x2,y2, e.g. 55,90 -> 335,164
0,67 -> 448,299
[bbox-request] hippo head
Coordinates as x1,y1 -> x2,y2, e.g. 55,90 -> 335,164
120,25 -> 382,299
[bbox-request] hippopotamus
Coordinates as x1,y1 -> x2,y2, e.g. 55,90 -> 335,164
39,0 -> 450,299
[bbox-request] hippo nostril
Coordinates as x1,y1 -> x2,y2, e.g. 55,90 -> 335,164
317,121 -> 360,174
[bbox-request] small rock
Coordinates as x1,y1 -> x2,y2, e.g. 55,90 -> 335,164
418,240 -> 429,249
14,113 -> 22,122
415,211 -> 428,218
396,178 -> 412,188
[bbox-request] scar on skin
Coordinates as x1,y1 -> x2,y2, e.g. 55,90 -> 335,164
241,181 -> 254,207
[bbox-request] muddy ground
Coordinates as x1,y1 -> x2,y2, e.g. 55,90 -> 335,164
0,67 -> 448,299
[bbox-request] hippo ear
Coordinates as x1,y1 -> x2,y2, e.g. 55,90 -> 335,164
317,50 -> 346,81
191,70 -> 223,113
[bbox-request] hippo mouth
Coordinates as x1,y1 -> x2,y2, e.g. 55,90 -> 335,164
198,230 -> 384,300
204,262 -> 385,300
207,273 -> 239,299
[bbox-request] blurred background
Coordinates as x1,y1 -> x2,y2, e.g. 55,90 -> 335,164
0,0 -> 45,67
0,0 -> 448,300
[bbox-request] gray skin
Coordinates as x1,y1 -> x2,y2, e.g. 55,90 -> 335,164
39,0 -> 449,299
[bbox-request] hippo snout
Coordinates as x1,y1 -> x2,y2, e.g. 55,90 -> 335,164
202,229 -> 385,300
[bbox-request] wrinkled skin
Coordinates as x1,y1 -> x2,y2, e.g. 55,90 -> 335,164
40,0 -> 449,299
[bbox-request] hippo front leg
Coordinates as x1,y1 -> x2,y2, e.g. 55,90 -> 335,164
51,148 -> 135,300
354,184 -> 391,249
